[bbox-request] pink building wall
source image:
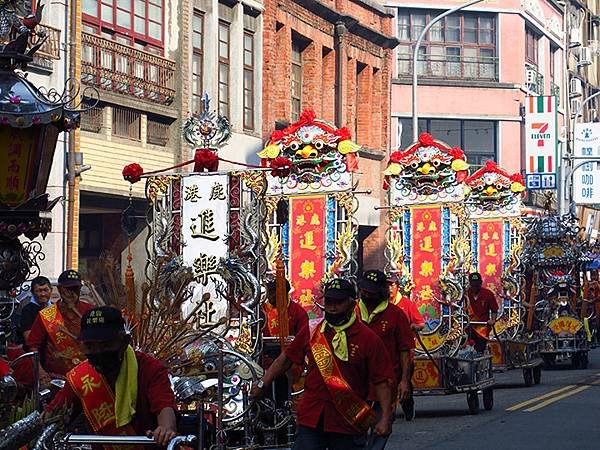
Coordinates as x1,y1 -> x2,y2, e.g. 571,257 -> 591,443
388,0 -> 565,176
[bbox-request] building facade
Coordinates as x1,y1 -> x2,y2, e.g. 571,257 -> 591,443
262,0 -> 398,270
387,0 -> 567,181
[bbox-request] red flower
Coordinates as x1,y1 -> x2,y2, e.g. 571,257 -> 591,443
193,148 -> 219,172
419,132 -> 435,146
336,127 -> 352,141
390,151 -> 403,164
449,147 -> 466,160
122,163 -> 144,184
510,173 -> 524,184
270,157 -> 293,178
299,109 -> 317,123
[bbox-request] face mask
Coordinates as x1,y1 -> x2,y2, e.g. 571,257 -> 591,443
87,350 -> 123,376
325,311 -> 352,327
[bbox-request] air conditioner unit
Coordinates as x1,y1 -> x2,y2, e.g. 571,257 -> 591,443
579,46 -> 593,66
570,77 -> 583,97
526,68 -> 537,84
571,98 -> 582,117
570,28 -> 582,47
589,40 -> 600,56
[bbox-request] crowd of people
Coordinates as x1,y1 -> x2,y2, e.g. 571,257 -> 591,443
3,268 -> 500,449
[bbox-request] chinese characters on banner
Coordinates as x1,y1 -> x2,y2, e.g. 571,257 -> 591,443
181,174 -> 229,324
410,207 -> 442,328
0,127 -> 37,205
573,122 -> 600,204
289,196 -> 326,319
477,220 -> 504,302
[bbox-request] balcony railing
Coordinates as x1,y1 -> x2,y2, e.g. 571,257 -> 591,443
525,63 -> 544,96
81,32 -> 175,105
397,53 -> 499,81
551,81 -> 560,106
31,23 -> 61,60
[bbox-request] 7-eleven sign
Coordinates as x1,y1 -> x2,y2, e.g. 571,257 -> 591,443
525,96 -> 557,175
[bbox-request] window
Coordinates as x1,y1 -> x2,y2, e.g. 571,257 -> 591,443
396,9 -> 497,80
397,118 -> 496,164
291,41 -> 303,122
112,106 -> 141,141
218,21 -> 230,117
192,11 -> 203,113
81,101 -> 104,133
525,26 -> 539,66
243,31 -> 255,130
83,0 -> 163,49
147,115 -> 170,146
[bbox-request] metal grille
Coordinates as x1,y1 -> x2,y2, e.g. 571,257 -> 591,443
112,106 -> 141,140
81,103 -> 104,133
147,116 -> 170,146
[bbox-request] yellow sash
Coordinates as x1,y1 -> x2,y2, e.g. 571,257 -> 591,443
310,327 -> 376,434
39,304 -> 85,369
67,361 -> 136,450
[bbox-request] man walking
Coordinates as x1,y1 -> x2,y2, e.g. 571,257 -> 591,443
251,278 -> 394,450
466,272 -> 498,353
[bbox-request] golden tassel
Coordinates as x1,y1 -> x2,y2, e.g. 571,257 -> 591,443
275,258 -> 289,349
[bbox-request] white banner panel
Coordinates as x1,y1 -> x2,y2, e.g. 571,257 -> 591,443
573,123 -> 600,204
181,174 -> 229,324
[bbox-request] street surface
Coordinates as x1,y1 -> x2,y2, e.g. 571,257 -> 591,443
387,348 -> 600,449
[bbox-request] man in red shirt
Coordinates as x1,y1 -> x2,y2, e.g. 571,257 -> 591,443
357,270 -> 412,448
388,274 -> 424,421
47,306 -> 177,447
251,278 -> 394,450
27,270 -> 94,379
466,272 -> 498,353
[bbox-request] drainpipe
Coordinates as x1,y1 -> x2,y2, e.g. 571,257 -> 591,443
334,21 -> 347,128
65,0 -> 78,269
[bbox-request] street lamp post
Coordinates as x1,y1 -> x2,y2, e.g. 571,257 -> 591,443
411,0 -> 486,141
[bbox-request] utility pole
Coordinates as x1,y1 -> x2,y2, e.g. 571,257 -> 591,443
411,0 -> 485,141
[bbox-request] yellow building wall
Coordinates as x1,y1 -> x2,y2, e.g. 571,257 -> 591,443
80,134 -> 176,197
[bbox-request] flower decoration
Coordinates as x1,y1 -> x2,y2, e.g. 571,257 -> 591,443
419,132 -> 435,146
9,95 -> 21,105
270,156 -> 293,178
193,148 -> 219,172
122,163 -> 144,184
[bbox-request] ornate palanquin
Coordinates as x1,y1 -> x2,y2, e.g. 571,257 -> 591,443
384,133 -> 471,356
465,160 -> 526,340
259,110 -> 360,319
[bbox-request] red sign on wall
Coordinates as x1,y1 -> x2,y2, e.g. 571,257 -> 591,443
411,206 -> 442,326
477,220 -> 504,300
289,195 -> 326,319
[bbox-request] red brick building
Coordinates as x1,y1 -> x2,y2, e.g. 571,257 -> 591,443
262,0 -> 398,270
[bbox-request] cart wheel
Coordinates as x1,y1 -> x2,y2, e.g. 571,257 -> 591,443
533,366 -> 542,384
482,388 -> 493,411
542,354 -> 555,369
523,368 -> 533,387
467,392 -> 479,415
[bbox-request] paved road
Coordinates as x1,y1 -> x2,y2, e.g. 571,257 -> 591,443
387,347 -> 600,449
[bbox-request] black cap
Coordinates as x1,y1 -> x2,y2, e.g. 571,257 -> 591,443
79,307 -> 126,342
323,278 -> 356,300
358,270 -> 388,293
58,269 -> 82,287
469,272 -> 483,283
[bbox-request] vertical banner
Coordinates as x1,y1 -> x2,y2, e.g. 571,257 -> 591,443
289,195 -> 326,319
181,174 -> 230,324
477,220 -> 504,303
411,206 -> 442,330
0,127 -> 38,206
573,122 -> 600,204
524,95 -> 557,190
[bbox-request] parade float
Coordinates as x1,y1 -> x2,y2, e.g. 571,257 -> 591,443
384,133 -> 494,414
465,161 -> 543,386
524,208 -> 591,369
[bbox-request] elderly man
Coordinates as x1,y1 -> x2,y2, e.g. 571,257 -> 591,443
27,270 -> 94,378
47,306 -> 177,447
251,278 -> 394,450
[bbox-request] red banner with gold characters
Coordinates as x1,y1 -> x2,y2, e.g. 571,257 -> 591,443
411,206 -> 442,327
290,195 -> 326,319
477,220 -> 504,300
0,127 -> 38,206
